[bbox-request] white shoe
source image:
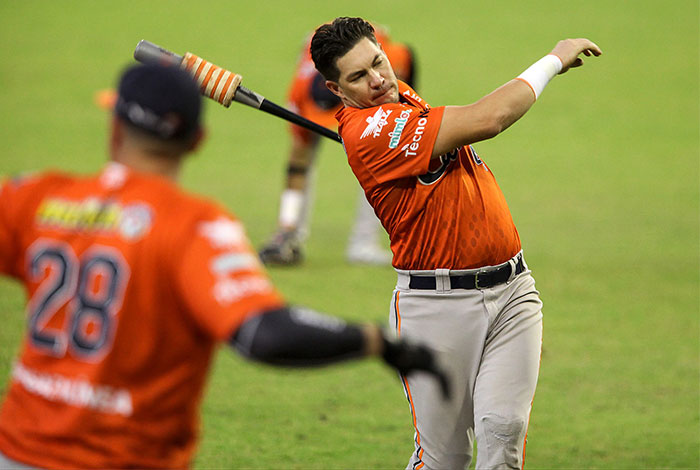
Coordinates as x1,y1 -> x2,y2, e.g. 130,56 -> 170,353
346,244 -> 392,265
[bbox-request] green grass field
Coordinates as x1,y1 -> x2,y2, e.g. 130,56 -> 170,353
1,0 -> 698,468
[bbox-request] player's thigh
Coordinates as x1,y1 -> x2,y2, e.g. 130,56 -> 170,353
475,273 -> 542,415
391,289 -> 487,463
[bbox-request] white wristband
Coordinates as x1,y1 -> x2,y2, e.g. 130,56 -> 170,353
516,54 -> 563,99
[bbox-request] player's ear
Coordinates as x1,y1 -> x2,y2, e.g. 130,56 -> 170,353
325,80 -> 343,100
188,126 -> 206,153
110,116 -> 124,158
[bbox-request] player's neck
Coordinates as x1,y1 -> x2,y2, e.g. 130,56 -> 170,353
111,150 -> 182,181
109,118 -> 185,181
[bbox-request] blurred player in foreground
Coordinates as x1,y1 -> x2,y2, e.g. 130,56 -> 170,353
0,63 -> 448,469
258,24 -> 416,266
311,17 -> 601,469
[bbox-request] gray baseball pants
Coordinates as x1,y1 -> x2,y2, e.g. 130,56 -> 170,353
391,254 -> 543,470
0,451 -> 37,470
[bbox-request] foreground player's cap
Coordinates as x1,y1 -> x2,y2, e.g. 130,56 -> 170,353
115,63 -> 201,140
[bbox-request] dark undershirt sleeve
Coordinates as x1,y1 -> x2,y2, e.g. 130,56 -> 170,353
229,306 -> 365,367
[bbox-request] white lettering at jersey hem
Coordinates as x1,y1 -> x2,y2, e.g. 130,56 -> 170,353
360,107 -> 392,139
12,362 -> 133,416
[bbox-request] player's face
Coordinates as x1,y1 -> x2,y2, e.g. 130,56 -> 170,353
327,37 -> 399,109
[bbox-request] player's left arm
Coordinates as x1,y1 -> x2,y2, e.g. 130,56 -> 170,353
431,38 -> 602,158
230,306 -> 371,366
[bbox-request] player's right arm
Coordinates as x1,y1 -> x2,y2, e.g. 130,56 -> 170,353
431,38 -> 602,158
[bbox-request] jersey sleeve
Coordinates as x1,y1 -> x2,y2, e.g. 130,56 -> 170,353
0,174 -> 42,278
339,103 -> 446,184
0,177 -> 16,276
172,206 -> 284,341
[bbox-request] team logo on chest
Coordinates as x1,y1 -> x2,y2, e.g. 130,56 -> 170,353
360,107 -> 392,139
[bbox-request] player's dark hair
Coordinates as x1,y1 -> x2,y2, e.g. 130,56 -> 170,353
311,17 -> 377,82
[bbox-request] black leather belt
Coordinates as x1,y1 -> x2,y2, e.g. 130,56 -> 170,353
409,254 -> 525,290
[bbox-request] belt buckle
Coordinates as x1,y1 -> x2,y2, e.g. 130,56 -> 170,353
474,269 -> 487,290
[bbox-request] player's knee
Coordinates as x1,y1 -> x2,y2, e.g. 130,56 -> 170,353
476,413 -> 527,469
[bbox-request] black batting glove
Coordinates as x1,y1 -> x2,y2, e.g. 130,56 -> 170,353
381,331 -> 451,400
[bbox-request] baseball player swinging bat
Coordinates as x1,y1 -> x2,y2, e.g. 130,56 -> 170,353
133,40 -> 342,143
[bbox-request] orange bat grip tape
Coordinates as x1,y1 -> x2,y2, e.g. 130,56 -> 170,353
181,52 -> 242,107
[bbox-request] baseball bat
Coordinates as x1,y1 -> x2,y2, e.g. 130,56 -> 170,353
133,40 -> 342,144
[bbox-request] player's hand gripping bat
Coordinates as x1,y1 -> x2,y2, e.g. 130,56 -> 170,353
133,40 -> 342,144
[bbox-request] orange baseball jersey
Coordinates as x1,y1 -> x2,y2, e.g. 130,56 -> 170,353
287,27 -> 414,144
0,163 -> 284,469
336,81 -> 522,270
